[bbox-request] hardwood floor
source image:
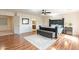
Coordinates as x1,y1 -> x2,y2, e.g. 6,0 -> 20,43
0,32 -> 79,50
49,34 -> 79,50
0,33 -> 38,50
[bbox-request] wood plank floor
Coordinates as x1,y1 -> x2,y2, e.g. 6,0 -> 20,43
0,32 -> 38,50
0,32 -> 79,50
49,34 -> 79,50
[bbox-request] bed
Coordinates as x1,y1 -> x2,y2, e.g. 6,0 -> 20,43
37,18 -> 64,39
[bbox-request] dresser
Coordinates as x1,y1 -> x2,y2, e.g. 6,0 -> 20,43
64,27 -> 72,35
32,20 -> 36,32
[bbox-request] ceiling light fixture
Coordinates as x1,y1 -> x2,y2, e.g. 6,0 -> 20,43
48,13 -> 59,16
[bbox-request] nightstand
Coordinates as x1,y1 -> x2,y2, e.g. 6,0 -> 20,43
64,27 -> 72,35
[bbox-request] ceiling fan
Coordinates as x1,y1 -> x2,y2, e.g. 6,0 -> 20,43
42,9 -> 51,15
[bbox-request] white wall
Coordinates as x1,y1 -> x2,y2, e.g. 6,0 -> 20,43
0,11 -> 44,34
52,12 -> 79,36
50,14 -> 63,19
42,16 -> 51,26
71,12 -> 79,36
2,10 -> 79,35
0,11 -> 14,16
13,12 -> 43,34
13,16 -> 20,34
19,16 -> 32,33
41,15 -> 64,26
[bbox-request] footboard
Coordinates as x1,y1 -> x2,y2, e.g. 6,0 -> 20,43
37,30 -> 53,38
38,26 -> 57,38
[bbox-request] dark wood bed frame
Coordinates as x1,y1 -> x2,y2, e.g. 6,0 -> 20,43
49,18 -> 64,27
37,18 -> 64,39
49,18 -> 64,33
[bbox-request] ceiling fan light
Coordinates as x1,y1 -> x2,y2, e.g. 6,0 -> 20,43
48,13 -> 59,16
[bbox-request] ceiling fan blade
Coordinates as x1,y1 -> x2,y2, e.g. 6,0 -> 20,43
42,9 -> 45,12
42,9 -> 51,15
46,12 -> 51,13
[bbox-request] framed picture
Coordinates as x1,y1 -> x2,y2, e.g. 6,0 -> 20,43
22,18 -> 29,24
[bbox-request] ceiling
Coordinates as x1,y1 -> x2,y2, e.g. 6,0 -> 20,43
0,9 -> 78,16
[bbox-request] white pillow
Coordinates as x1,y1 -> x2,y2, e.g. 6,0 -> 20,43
57,25 -> 62,28
51,25 -> 57,28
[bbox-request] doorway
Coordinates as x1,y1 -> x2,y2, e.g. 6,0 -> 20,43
0,16 -> 14,36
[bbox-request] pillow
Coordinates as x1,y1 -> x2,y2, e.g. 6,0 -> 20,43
56,25 -> 62,28
51,24 -> 57,28
51,24 -> 62,28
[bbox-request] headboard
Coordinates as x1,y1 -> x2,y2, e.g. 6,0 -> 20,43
49,18 -> 64,27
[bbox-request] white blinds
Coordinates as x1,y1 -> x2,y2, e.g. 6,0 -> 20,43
0,18 -> 7,25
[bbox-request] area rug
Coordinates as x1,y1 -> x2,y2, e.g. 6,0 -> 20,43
24,34 -> 56,50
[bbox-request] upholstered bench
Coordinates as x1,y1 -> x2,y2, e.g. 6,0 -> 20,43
37,30 -> 55,39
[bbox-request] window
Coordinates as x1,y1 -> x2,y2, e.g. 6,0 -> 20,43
0,18 -> 7,25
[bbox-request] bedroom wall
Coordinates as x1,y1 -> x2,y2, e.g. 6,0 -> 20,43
13,12 -> 43,34
0,10 -> 14,16
43,11 -> 79,35
0,10 -> 43,34
1,10 -> 79,35
49,14 -> 73,27
52,12 -> 79,36
42,15 -> 69,27
42,16 -> 51,26
71,12 -> 79,36
41,15 -> 64,26
13,16 -> 20,34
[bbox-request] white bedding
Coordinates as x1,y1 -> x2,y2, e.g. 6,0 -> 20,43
39,25 -> 63,37
51,24 -> 63,34
58,27 -> 63,34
